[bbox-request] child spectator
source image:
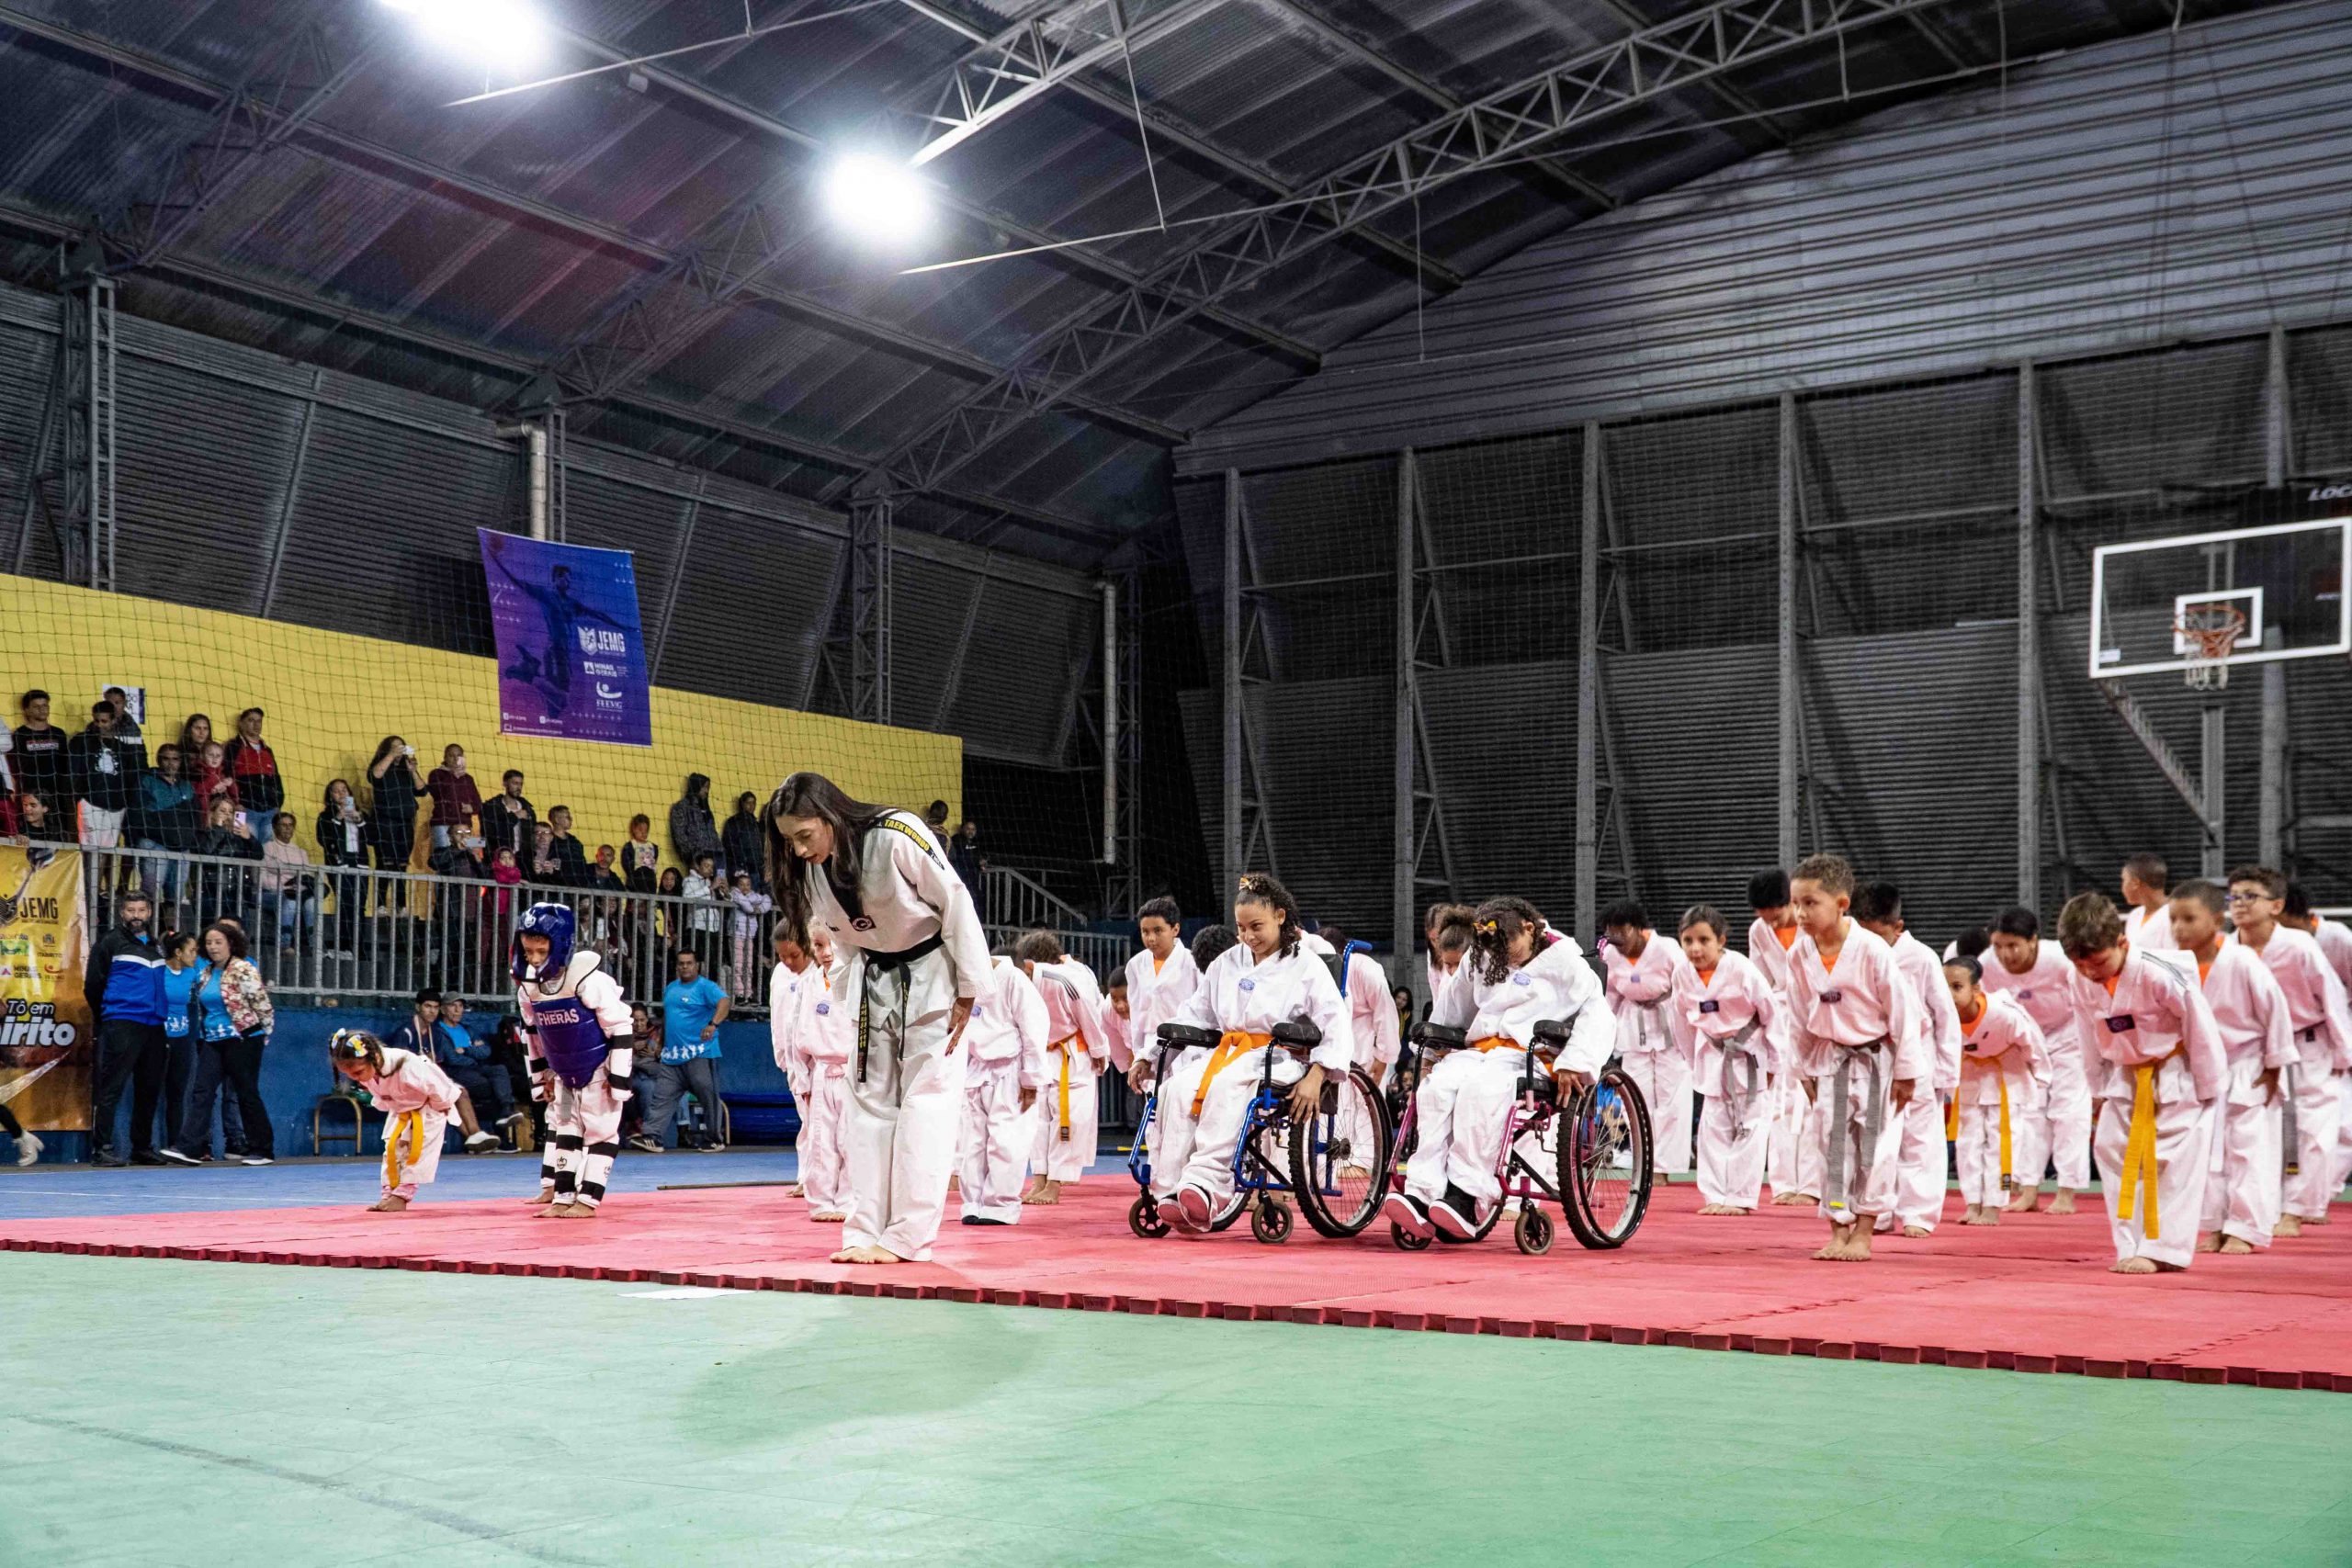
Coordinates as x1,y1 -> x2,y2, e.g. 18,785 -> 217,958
194,740 -> 235,822
683,851 -> 725,974
727,870 -> 772,1001
621,813 -> 660,892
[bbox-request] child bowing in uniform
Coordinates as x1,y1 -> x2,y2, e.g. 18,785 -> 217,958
1602,900 -> 1698,1176
1983,907 -> 2093,1214
1151,875 -> 1352,1232
1017,931 -> 1113,1206
1675,906 -> 1786,1215
1385,897 -> 1611,1240
1782,854 -> 1928,1262
956,946 -> 1047,1225
2168,880 -> 2294,1254
1852,882 -> 1963,1237
2056,892 -> 2225,1273
1942,956 -> 2046,1226
1746,868 -> 1811,1205
330,1029 -> 462,1213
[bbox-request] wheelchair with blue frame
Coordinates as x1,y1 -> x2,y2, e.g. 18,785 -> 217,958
1127,1019 -> 1392,1243
1385,1019 -> 1654,1253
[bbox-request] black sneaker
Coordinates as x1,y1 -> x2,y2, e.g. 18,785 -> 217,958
1382,1190 -> 1433,1239
130,1150 -> 169,1167
1427,1185 -> 1482,1240
93,1149 -> 127,1168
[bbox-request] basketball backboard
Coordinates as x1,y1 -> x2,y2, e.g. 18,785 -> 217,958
2088,516 -> 2350,681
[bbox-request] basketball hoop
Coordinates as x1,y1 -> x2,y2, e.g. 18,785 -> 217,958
2176,604 -> 2246,691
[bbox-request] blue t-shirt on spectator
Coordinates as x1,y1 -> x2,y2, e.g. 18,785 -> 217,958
161,965 -> 198,1040
661,976 -> 727,1063
436,1020 -> 490,1065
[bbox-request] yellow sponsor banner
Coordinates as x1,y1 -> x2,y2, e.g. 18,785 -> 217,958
0,847 -> 92,1132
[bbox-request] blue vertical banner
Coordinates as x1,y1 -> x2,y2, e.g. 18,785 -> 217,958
479,529 -> 653,747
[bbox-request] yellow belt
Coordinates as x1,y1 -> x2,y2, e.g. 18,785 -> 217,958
2116,1058 -> 2166,1240
382,1108 -> 426,1191
1192,1032 -> 1272,1116
1951,1068 -> 2016,1188
1050,1034 -> 1081,1134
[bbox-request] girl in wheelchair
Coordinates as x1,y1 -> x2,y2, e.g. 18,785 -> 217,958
1144,874 -> 1354,1232
1386,897 -> 1613,1241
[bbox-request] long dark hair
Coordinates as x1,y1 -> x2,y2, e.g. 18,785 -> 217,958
764,772 -> 892,942
1234,872 -> 1303,959
1469,896 -> 1547,985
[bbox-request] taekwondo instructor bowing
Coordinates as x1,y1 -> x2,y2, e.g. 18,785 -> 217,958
765,773 -> 991,1265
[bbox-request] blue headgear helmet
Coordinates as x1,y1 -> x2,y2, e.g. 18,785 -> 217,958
512,902 -> 577,984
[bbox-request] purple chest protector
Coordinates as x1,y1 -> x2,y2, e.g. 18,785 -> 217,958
531,993 -> 611,1089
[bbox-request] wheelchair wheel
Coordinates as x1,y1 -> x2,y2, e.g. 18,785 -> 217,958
1514,1204 -> 1554,1256
1390,1220 -> 1431,1251
1251,1198 -> 1294,1244
1291,1066 -> 1392,1238
1127,1191 -> 1170,1239
1558,1066 -> 1653,1249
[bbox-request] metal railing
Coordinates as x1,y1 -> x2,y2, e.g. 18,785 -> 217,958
78,845 -> 1127,1018
981,863 -> 1089,929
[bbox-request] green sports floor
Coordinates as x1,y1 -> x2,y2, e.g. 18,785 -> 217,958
6,1254 -> 2349,1568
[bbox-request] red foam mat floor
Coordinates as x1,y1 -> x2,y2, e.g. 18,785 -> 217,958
7,1181 -> 2347,1393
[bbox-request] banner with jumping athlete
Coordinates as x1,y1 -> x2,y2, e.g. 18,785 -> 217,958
0,846 -> 92,1132
479,529 -> 653,748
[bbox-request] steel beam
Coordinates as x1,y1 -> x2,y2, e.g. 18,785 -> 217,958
1576,422 -> 1601,941
1393,448 -> 1416,963
1222,468 -> 1243,894
2018,363 -> 2041,908
862,0 -> 1947,500
256,367 -> 323,618
2259,324 -> 2288,866
899,0 -> 1136,165
1777,392 -> 1800,866
850,492 -> 894,724
648,473 -> 708,681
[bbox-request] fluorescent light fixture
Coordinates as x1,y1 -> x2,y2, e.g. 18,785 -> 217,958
821,152 -> 931,246
382,0 -> 544,73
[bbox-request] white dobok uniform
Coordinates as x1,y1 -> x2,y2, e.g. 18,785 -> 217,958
1027,956 -> 1112,1184
2064,946 -> 2225,1269
1155,943 -> 1353,1209
797,811 -> 991,1262
368,1048 -> 461,1200
2123,903 -> 2181,952
1983,940 -> 2093,1192
1951,992 -> 2046,1207
1784,922 -> 1929,1226
1747,919 -> 1809,1197
771,957 -> 855,1213
2192,942 -> 2294,1248
2315,919 -> 2352,1192
517,950 -> 633,1211
1408,935 -> 1612,1210
1679,951 -> 1787,1210
1606,934 -> 1698,1174
958,956 -> 1048,1222
1881,931 -> 1963,1234
2232,926 -> 2352,1224
1125,944 -> 1202,1066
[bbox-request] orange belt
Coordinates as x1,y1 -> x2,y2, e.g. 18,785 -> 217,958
1050,1034 -> 1082,1134
1472,1035 -> 1523,1053
1192,1032 -> 1272,1116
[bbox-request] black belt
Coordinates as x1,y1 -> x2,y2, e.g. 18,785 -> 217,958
856,933 -> 945,1080
865,933 -> 944,971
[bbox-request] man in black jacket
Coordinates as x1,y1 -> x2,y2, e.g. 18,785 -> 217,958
12,688 -> 67,813
480,770 -> 535,864
545,806 -> 590,887
85,891 -> 168,1167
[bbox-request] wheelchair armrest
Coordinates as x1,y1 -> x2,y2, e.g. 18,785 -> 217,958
1270,1019 -> 1323,1052
1532,1019 -> 1570,1047
1158,1023 -> 1221,1051
1412,1023 -> 1467,1053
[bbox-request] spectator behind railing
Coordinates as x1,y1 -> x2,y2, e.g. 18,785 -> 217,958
12,688 -> 65,812
588,844 -> 626,893
133,743 -> 198,909
722,790 -> 764,888
480,768 -> 535,863
621,812 -> 660,892
193,738 -> 234,825
366,736 -> 423,874
682,852 -> 724,974
260,812 -> 319,951
221,707 -> 282,843
424,742 -> 481,853
547,805 -> 589,887
669,773 -> 720,873
70,699 -> 142,848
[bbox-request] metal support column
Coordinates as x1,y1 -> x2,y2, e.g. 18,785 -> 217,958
2259,325 -> 2289,868
2201,705 -> 2227,881
1393,450 -> 1418,962
257,367 -> 322,618
1101,577 -> 1118,868
2018,364 -> 2041,908
61,248 -> 118,592
850,491 -> 894,724
1113,568 -> 1144,915
1222,469 -> 1243,895
1576,423 -> 1601,941
1776,395 -> 1799,866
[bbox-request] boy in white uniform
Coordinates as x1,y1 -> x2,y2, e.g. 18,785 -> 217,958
1386,896 -> 1611,1239
1674,906 -> 1785,1215
1942,956 -> 2045,1225
1016,931 -> 1112,1204
765,773 -> 991,1266
770,927 -> 855,1221
512,902 -> 637,1219
1127,923 -> 1239,1202
956,949 -> 1046,1224
1603,901 -> 1698,1176
1781,854 -> 1928,1262
1155,874 -> 1353,1231
2056,892 -> 2224,1273
2225,865 -> 2352,1235
2282,886 -> 2352,1193
1125,897 -> 1201,1052
1747,869 -> 1812,1204
330,1029 -> 462,1213
2167,880 -> 2294,1254
2120,852 -> 2178,951
1983,908 -> 2091,1214
1853,882 -> 1962,1237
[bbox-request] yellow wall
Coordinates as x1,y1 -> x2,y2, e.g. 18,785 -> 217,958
1,574 -> 960,863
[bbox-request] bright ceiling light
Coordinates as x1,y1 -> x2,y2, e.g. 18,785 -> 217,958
381,0 -> 544,73
821,152 -> 931,246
